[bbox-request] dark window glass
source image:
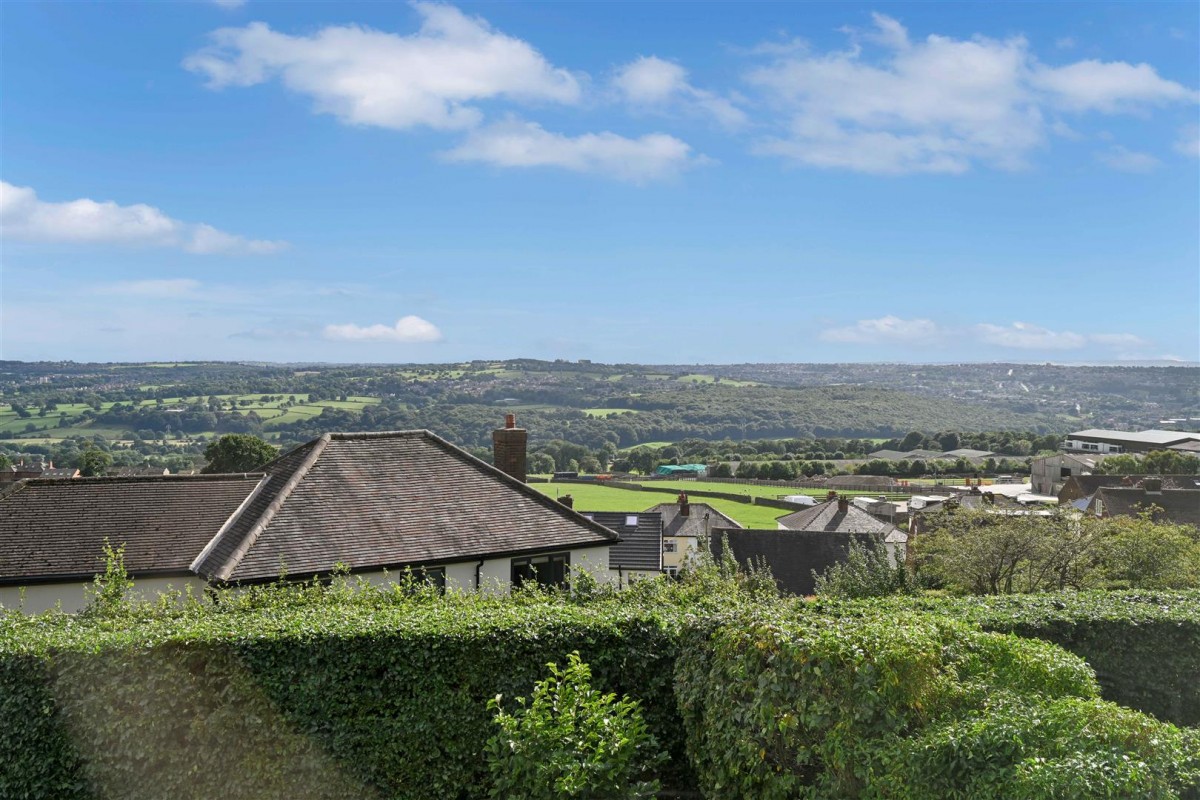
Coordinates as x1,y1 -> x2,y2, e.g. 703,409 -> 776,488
511,553 -> 570,589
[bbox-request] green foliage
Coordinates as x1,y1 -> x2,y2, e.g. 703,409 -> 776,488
675,608 -> 1197,799
82,540 -> 132,617
916,508 -> 1200,594
1097,450 -> 1200,475
1098,515 -> 1200,589
813,536 -> 913,599
201,433 -> 278,473
1,586 -> 1197,799
78,448 -> 112,477
908,590 -> 1200,726
486,652 -> 664,799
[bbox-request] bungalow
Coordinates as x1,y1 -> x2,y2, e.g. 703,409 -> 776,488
0,430 -> 618,613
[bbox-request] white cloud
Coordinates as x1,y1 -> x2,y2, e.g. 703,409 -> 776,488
613,56 -> 746,128
184,3 -> 580,131
323,315 -> 443,343
976,322 -> 1087,350
748,14 -> 1197,174
1089,332 -> 1151,348
442,118 -> 697,182
1096,145 -> 1161,173
211,0 -> 246,8
96,279 -> 202,297
0,181 -> 287,254
820,316 -> 940,344
1055,37 -> 1076,50
1031,59 -> 1197,112
1176,124 -> 1200,158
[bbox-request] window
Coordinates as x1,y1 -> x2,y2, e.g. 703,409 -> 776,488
511,553 -> 570,589
1060,467 -> 1073,478
663,540 -> 678,553
407,566 -> 446,594
625,515 -> 640,527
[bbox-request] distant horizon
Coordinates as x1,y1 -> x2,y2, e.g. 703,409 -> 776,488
2,2 -> 1197,364
5,356 -> 1197,369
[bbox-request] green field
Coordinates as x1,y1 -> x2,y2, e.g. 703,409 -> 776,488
530,482 -> 786,528
582,408 -> 640,418
0,393 -> 382,443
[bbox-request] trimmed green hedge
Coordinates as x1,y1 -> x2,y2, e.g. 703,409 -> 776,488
675,609 -> 1200,799
853,590 -> 1200,726
2,587 -> 1197,799
0,597 -> 692,800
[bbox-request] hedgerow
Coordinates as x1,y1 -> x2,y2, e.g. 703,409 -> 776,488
1,582 -> 1197,799
675,608 -> 1199,799
845,590 -> 1200,726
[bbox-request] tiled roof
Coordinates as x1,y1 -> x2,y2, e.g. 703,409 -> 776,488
195,430 -> 618,583
1090,487 -> 1200,527
1061,474 -> 1198,503
0,474 -> 266,584
776,499 -> 899,536
583,512 -> 662,572
646,502 -> 743,537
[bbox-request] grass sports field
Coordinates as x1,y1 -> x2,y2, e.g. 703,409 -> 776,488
529,482 -> 787,528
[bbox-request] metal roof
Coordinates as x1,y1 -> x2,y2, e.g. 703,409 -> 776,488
1068,429 -> 1200,445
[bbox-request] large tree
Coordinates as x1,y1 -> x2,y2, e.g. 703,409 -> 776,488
202,434 -> 278,474
78,449 -> 112,477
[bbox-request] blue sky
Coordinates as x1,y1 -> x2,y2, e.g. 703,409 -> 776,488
2,1 -> 1197,364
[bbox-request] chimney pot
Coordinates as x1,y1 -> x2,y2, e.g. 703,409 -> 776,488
505,413 -> 516,429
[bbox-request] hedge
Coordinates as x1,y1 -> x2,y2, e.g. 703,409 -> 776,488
0,594 -> 693,800
844,590 -> 1200,726
675,608 -> 1200,799
2,586 -> 1197,799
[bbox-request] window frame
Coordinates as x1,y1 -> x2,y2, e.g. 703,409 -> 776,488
511,552 -> 571,590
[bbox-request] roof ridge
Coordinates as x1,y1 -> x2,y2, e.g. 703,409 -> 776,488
19,473 -> 265,486
209,434 -> 332,581
328,429 -> 428,440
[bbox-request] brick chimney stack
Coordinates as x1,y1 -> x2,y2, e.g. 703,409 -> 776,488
837,497 -> 849,513
493,413 -> 527,483
558,494 -> 574,509
678,492 -> 690,517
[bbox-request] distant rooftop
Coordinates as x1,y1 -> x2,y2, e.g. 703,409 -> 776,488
1068,429 -> 1200,445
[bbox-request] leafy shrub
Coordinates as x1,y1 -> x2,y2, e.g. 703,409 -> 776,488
486,652 -> 665,799
812,536 -> 913,599
674,608 -> 1197,799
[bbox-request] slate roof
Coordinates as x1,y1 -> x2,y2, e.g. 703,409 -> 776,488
1089,487 -> 1200,528
646,502 -> 743,537
776,499 -> 904,541
1169,440 -> 1200,453
1059,474 -> 1199,504
0,474 -> 266,585
710,528 -> 879,597
194,430 -> 618,583
583,512 -> 662,572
